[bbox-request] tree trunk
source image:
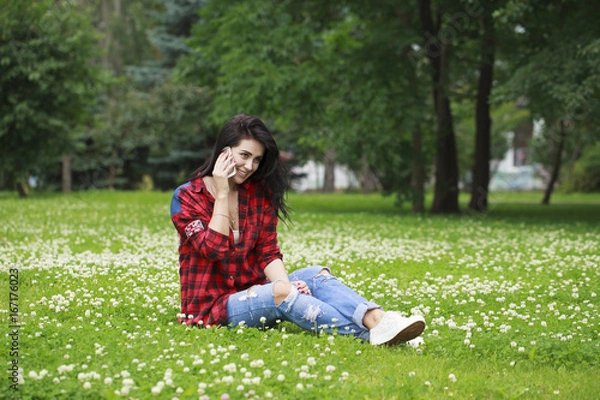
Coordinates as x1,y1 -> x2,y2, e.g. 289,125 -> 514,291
419,0 -> 460,214
468,4 -> 495,212
322,147 -> 336,192
16,182 -> 27,198
112,0 -> 123,75
360,153 -> 381,193
62,153 -> 72,193
541,120 -> 567,205
100,0 -> 123,75
108,148 -> 117,190
567,135 -> 583,184
411,126 -> 425,214
100,0 -> 112,70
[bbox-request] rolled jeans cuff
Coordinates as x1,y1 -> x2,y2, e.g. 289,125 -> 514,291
352,301 -> 382,331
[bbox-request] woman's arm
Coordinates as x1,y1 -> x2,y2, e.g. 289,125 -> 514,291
263,258 -> 289,283
207,148 -> 236,236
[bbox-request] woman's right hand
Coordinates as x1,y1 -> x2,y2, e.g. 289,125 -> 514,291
213,148 -> 235,196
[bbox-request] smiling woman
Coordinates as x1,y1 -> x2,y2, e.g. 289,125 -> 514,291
169,113 -> 426,345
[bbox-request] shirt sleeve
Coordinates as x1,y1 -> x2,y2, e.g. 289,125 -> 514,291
170,183 -> 229,261
254,203 -> 283,270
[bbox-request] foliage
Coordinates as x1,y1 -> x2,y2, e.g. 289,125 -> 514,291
3,0 -> 600,196
177,0 -> 435,201
128,0 -> 205,88
493,1 -> 600,150
62,81 -> 213,190
1,191 -> 599,398
0,0 -> 100,186
455,101 -> 531,176
566,142 -> 600,192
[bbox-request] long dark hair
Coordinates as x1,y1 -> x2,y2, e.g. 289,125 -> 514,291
189,114 -> 291,221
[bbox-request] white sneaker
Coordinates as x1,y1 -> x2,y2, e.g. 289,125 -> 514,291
369,312 -> 426,346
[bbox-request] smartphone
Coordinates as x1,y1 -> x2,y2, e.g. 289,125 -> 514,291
222,147 -> 237,178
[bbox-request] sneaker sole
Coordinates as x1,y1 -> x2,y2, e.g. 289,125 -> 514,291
383,320 -> 426,346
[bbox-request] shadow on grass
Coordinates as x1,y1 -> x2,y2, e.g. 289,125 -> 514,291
290,192 -> 600,227
483,202 -> 600,226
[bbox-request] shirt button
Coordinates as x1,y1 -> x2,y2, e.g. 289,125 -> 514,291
231,251 -> 236,256
229,276 -> 234,280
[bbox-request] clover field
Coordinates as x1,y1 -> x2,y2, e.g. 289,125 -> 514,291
1,190 -> 599,399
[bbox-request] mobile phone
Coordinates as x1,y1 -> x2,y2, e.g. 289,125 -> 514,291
222,147 -> 237,178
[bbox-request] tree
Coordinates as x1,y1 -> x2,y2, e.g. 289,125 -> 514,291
0,0 -> 100,195
494,0 -> 600,204
418,0 -> 463,214
468,0 -> 496,212
176,1 -> 354,190
178,0 -> 434,200
128,0 -> 205,88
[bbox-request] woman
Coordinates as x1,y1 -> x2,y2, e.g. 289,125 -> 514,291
170,114 -> 425,345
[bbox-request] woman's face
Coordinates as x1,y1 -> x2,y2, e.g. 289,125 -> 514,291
230,138 -> 265,184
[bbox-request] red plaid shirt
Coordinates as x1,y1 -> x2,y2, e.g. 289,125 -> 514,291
170,177 -> 282,327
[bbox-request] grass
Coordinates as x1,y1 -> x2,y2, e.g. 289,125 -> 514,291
1,190 -> 599,399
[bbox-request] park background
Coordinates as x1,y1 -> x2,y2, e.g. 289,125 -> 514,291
1,0 -> 599,208
1,1 -> 599,399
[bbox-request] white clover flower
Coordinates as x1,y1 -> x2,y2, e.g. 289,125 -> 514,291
448,373 -> 457,383
277,374 -> 285,382
151,386 -> 162,396
223,363 -> 236,373
326,365 -> 336,373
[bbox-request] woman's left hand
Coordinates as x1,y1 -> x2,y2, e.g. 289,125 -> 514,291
291,280 -> 311,295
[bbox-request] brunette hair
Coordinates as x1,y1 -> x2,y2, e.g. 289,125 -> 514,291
189,114 -> 291,221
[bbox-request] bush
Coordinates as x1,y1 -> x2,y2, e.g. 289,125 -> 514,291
569,142 -> 600,192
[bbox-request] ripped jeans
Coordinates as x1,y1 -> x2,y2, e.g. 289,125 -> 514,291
226,266 -> 381,341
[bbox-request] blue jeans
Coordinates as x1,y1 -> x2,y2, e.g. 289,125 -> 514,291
226,266 -> 381,341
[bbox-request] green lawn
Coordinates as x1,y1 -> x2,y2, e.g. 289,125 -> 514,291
1,190 -> 599,399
